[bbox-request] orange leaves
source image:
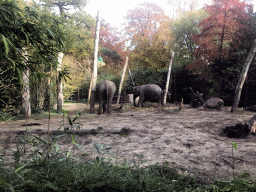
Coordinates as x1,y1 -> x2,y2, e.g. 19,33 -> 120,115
191,0 -> 252,72
125,2 -> 169,46
124,2 -> 171,70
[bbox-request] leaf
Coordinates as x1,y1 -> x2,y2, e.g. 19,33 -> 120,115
1,35 -> 9,55
232,142 -> 237,150
61,108 -> 68,117
71,134 -> 76,144
68,117 -> 73,126
15,163 -> 28,173
33,136 -> 48,145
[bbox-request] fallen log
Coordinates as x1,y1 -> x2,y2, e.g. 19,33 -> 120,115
243,104 -> 256,112
222,114 -> 256,138
14,127 -> 133,136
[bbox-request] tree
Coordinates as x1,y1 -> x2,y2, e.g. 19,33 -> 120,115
0,0 -> 65,116
40,0 -> 87,16
170,9 -> 208,64
190,0 -> 252,74
99,21 -> 125,65
125,2 -> 171,71
231,39 -> 256,112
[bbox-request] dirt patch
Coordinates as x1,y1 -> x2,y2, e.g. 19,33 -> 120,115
1,102 -> 256,183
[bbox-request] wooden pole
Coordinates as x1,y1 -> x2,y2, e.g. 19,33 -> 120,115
90,12 -> 100,113
116,57 -> 129,104
164,52 -> 175,104
231,39 -> 256,112
57,52 -> 64,113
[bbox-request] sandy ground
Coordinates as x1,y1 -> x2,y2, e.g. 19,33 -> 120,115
1,102 -> 256,183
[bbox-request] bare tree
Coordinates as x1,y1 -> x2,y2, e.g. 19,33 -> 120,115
231,39 -> 256,112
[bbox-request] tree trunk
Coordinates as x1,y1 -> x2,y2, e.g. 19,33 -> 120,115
128,65 -> 135,86
57,52 -> 64,113
231,39 -> 256,112
116,57 -> 129,104
164,52 -> 175,104
90,12 -> 100,113
22,48 -> 31,119
222,114 -> 256,138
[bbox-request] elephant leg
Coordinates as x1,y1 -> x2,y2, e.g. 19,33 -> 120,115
138,95 -> 144,107
157,97 -> 161,106
107,94 -> 114,114
103,101 -> 107,114
98,101 -> 103,115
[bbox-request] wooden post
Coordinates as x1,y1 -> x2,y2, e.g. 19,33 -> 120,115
21,48 -> 31,120
90,12 -> 100,113
231,39 -> 256,112
116,57 -> 129,104
57,52 -> 64,113
164,52 -> 175,104
78,88 -> 80,102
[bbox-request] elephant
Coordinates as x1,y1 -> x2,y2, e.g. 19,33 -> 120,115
133,84 -> 171,107
97,79 -> 116,115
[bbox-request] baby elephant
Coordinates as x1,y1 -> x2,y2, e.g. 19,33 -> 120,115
97,79 -> 116,115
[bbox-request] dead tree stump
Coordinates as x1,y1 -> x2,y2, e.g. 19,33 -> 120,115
190,87 -> 204,108
222,114 -> 256,138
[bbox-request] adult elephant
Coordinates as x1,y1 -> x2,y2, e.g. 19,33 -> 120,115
133,84 -> 164,107
97,79 -> 116,115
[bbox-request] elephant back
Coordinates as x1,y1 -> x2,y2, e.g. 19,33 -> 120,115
142,84 -> 162,100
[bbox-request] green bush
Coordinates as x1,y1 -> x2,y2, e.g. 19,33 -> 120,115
1,156 -> 255,192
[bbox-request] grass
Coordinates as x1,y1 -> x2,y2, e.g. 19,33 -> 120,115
0,156 -> 256,192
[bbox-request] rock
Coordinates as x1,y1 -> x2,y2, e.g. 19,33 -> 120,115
203,97 -> 224,110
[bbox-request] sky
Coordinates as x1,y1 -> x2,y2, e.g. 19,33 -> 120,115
84,0 -> 171,29
84,0 -> 256,30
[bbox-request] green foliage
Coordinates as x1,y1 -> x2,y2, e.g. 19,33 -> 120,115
170,9 -> 208,63
0,0 -> 65,117
207,179 -> 256,192
126,61 -> 191,95
2,154 -> 255,192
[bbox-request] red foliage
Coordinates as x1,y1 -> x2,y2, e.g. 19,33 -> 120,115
99,22 -> 126,64
188,0 -> 252,72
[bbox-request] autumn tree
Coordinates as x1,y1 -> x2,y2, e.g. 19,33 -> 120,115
170,9 -> 208,64
99,21 -> 126,65
125,2 -> 172,71
190,0 -> 252,74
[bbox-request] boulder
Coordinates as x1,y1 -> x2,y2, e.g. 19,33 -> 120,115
203,97 -> 224,110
